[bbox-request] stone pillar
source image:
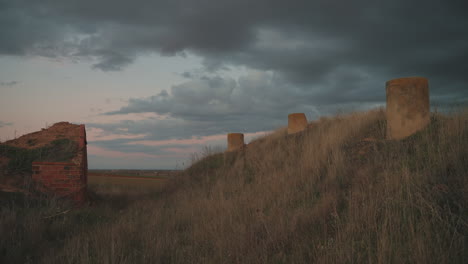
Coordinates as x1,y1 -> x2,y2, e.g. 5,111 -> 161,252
227,133 -> 244,152
386,77 -> 430,140
288,113 -> 308,134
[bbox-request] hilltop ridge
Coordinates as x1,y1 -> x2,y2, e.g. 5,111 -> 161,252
1,108 -> 468,264
175,108 -> 468,263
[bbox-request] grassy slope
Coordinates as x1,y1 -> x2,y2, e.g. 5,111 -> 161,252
1,108 -> 468,263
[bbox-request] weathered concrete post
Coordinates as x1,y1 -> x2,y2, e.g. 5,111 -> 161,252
227,133 -> 244,152
288,113 -> 308,134
386,77 -> 430,140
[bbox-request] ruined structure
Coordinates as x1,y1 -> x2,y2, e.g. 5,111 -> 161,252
32,124 -> 87,203
386,77 -> 430,140
0,122 -> 88,204
288,113 -> 308,134
227,133 -> 244,152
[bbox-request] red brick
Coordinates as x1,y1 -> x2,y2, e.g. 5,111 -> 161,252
54,187 -> 71,191
33,161 -> 75,166
47,173 -> 64,179
38,174 -> 54,180
29,125 -> 88,205
40,168 -> 60,173
55,191 -> 72,196
43,166 -> 63,170
55,179 -> 71,184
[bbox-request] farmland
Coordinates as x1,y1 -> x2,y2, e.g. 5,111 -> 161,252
87,170 -> 177,193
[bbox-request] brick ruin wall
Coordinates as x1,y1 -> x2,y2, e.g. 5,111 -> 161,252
32,125 -> 87,204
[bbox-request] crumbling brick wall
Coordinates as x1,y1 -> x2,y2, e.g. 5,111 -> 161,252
32,124 -> 87,203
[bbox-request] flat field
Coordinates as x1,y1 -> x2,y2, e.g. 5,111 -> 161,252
87,170 -> 175,193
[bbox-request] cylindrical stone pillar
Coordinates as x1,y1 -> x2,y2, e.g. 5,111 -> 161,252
386,77 -> 430,140
227,133 -> 244,152
288,113 -> 308,134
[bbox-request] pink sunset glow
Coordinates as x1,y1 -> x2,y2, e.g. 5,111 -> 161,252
87,127 -> 148,142
127,131 -> 270,147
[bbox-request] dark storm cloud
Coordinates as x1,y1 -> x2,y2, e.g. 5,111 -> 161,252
2,0 -> 467,75
3,0 -> 468,142
1,0 -> 466,90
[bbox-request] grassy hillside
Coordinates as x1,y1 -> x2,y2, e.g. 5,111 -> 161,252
1,108 -> 468,263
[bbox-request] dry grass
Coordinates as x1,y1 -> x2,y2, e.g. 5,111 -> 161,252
1,108 -> 468,263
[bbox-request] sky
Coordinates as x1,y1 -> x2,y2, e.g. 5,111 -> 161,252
1,0 -> 467,169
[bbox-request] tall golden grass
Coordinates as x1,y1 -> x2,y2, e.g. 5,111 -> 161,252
1,108 -> 467,263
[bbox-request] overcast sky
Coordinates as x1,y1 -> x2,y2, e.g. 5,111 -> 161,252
1,0 -> 467,169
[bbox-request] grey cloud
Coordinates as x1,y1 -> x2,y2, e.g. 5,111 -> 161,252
0,0 -> 467,113
99,71 -> 382,143
2,0 -> 467,82
0,0 -> 257,70
181,72 -> 193,79
108,73 -> 310,120
0,81 -> 18,86
2,0 -> 468,143
92,114 -> 281,141
103,62 -> 466,143
110,68 -> 388,117
91,51 -> 134,71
